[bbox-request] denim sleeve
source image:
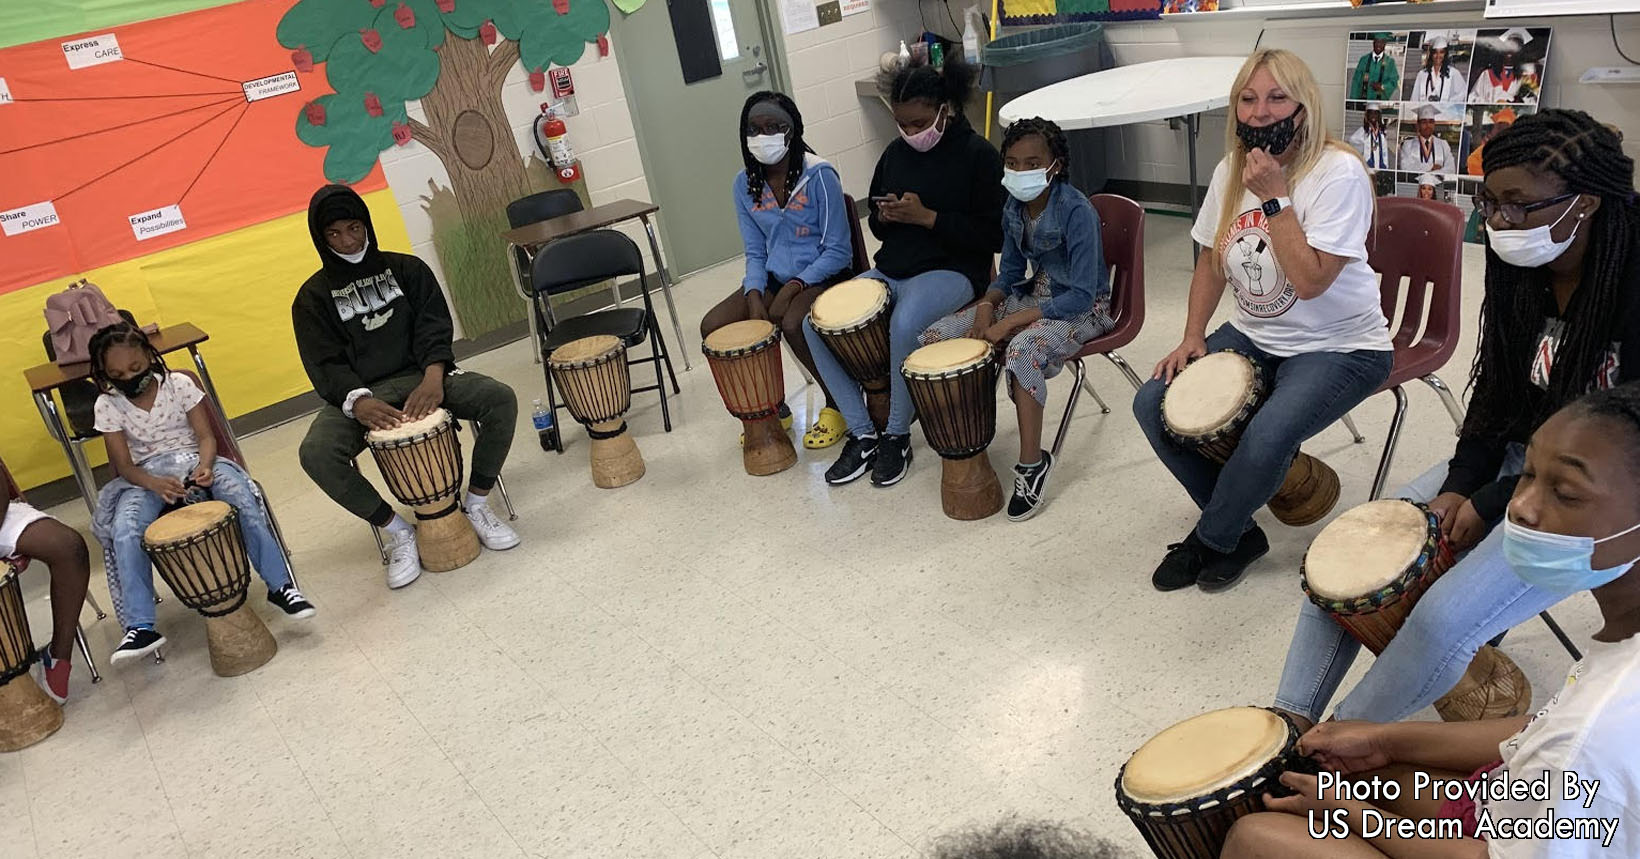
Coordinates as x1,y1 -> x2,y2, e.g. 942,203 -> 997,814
1040,199 -> 1101,321
734,175 -> 769,293
990,218 -> 1028,297
795,168 -> 853,286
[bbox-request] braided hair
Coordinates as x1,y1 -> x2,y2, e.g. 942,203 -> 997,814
1563,382 -> 1640,484
876,56 -> 979,112
738,91 -> 812,205
89,321 -> 169,394
1002,117 -> 1072,186
1467,108 -> 1637,438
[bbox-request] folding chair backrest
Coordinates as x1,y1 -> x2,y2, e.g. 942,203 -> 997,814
842,194 -> 870,277
172,369 -> 246,468
507,189 -> 583,228
530,229 -> 646,297
1366,196 -> 1463,360
2,459 -> 20,504
1089,193 -> 1146,334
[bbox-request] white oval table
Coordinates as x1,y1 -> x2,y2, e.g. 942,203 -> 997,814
999,56 -> 1248,224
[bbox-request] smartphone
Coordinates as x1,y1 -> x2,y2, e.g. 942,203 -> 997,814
870,194 -> 898,204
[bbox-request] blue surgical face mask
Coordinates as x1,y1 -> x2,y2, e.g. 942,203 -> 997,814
1503,517 -> 1640,595
1001,163 -> 1056,202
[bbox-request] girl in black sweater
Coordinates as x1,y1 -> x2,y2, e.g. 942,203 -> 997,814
802,58 -> 1004,488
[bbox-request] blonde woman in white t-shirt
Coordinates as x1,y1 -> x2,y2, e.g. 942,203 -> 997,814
88,323 -> 315,666
1133,49 -> 1394,593
1222,382 -> 1640,859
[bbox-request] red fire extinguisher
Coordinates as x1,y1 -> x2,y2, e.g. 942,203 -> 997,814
534,110 -> 581,185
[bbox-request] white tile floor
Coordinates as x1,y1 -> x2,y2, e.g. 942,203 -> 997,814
9,214 -> 1600,858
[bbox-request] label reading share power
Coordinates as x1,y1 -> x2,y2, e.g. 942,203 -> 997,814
1,202 -> 61,236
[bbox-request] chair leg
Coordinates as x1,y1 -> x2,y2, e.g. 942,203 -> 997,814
1369,385 -> 1409,501
84,591 -> 107,621
1050,358 -> 1086,460
257,481 -> 299,592
74,624 -> 101,683
370,524 -> 388,565
1341,413 -> 1366,444
1540,611 -> 1582,661
654,310 -> 681,395
1421,373 -> 1466,435
1081,377 -> 1110,415
1104,350 -> 1144,392
493,473 -> 518,521
649,314 -> 674,432
540,367 -> 566,454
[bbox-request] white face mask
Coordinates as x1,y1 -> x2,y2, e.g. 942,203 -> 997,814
329,236 -> 370,265
1486,202 -> 1581,268
746,133 -> 790,166
1001,164 -> 1055,203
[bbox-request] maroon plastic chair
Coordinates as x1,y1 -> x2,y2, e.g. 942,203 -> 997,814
1357,197 -> 1467,500
843,194 -> 870,276
1050,193 -> 1147,457
2,459 -> 100,683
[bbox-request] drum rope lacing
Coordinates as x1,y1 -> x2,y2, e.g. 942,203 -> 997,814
0,570 -> 40,685
141,510 -> 253,618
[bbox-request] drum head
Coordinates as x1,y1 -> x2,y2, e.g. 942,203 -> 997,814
809,279 -> 888,330
549,335 -> 624,368
903,338 -> 991,375
704,319 -> 777,354
1121,707 -> 1288,805
365,407 -> 451,444
1305,500 -> 1431,599
1162,352 -> 1257,437
144,500 -> 233,545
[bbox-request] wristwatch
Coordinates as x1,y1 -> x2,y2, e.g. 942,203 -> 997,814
1262,196 -> 1293,219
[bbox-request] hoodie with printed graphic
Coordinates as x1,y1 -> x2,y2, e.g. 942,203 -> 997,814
291,185 -> 456,408
732,155 -> 853,293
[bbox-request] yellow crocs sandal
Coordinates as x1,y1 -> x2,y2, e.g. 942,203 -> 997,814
741,403 -> 795,446
804,406 -> 846,449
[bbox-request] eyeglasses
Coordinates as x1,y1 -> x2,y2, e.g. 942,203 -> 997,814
745,123 -> 791,136
1472,191 -> 1579,227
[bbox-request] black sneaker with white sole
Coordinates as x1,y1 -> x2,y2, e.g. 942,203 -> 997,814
1197,525 -> 1269,593
825,434 -> 878,485
1006,450 -> 1055,521
870,434 -> 913,487
268,585 -> 317,619
110,627 -> 167,665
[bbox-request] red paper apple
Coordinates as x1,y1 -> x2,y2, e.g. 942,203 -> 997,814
394,3 -> 415,28
369,0 -> 386,7
597,34 -> 609,57
305,101 -> 327,126
291,46 -> 314,73
552,0 -> 569,14
364,92 -> 383,117
480,19 -> 498,45
391,121 -> 413,145
360,28 -> 383,52
528,67 -> 546,92
436,0 -> 456,11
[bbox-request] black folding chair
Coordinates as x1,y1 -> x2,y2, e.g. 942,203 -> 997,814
507,190 -> 585,361
531,230 -> 679,452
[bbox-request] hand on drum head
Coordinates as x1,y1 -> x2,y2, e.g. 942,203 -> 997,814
1427,492 -> 1470,537
1261,772 -> 1324,817
968,301 -> 995,339
403,375 -> 446,421
1153,334 -> 1209,382
144,475 -> 188,504
1296,719 -> 1395,775
353,397 -> 406,432
745,289 -> 770,322
1446,499 -> 1487,552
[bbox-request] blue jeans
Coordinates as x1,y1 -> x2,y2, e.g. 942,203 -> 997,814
1132,323 -> 1393,552
802,268 -> 973,436
1274,445 -> 1560,723
111,452 -> 292,629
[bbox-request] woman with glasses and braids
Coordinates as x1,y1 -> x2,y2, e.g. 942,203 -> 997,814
1275,108 -> 1640,730
702,91 -> 856,449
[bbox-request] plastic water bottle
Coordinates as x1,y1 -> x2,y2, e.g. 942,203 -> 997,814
531,398 -> 555,449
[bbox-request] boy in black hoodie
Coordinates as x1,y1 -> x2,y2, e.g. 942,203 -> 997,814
293,185 -> 520,589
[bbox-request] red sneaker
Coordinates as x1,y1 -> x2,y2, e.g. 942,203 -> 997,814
37,647 -> 70,704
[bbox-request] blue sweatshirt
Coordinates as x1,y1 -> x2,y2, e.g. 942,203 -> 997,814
733,155 -> 853,293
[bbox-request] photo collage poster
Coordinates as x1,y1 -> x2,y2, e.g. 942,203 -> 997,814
1343,27 -> 1552,242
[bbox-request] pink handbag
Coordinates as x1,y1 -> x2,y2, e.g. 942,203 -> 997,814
43,279 -> 123,366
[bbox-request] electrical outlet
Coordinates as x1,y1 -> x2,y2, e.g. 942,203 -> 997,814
1579,67 -> 1640,84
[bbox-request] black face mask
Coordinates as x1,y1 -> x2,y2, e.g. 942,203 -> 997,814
110,370 -> 155,398
1235,104 -> 1305,156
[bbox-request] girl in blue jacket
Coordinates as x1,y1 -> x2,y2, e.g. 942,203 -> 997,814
700,92 -> 856,450
919,118 -> 1113,521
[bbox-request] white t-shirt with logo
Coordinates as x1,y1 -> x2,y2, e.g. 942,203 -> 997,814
1191,149 -> 1392,357
93,372 -> 205,464
1485,633 -> 1640,858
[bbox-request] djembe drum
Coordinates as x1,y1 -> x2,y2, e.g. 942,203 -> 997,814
1116,707 -> 1309,859
1161,351 -> 1340,526
0,563 -> 62,751
548,335 -> 645,489
702,320 -> 797,476
902,338 -> 1003,520
809,278 -> 893,431
365,408 -> 481,571
142,502 -> 277,677
1302,499 -> 1531,721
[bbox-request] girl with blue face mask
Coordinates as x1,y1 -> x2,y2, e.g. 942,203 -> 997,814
1274,109 -> 1639,731
1222,382 -> 1640,859
915,118 -> 1113,521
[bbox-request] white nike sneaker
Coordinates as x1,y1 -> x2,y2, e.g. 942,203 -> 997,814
466,502 -> 521,551
385,529 -> 422,589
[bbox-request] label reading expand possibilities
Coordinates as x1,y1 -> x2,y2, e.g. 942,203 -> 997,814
128,205 -> 187,240
62,34 -> 123,70
1,202 -> 61,236
242,71 -> 300,102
